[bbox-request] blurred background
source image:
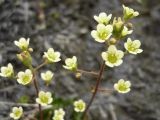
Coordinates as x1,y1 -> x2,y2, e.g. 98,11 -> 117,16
0,0 -> 160,120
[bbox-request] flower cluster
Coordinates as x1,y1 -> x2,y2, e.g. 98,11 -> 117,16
91,5 -> 142,93
0,37 -> 62,119
0,4 -> 142,120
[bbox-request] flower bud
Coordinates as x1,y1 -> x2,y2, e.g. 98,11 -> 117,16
109,38 -> 117,45
112,17 -> 125,38
113,17 -> 124,33
17,51 -> 32,67
75,72 -> 82,79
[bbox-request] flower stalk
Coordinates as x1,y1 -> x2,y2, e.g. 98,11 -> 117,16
32,70 -> 43,120
83,61 -> 105,119
77,69 -> 99,76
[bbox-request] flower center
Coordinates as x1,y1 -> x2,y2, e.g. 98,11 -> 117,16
22,75 -> 30,83
76,104 -> 83,110
14,110 -> 21,117
108,54 -> 117,63
40,95 -> 49,103
4,69 -> 12,76
98,32 -> 108,40
118,84 -> 128,91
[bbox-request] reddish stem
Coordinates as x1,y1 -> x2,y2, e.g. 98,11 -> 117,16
83,61 -> 105,119
33,72 -> 43,120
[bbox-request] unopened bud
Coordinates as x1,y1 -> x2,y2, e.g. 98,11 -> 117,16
28,48 -> 33,52
17,51 -> 32,67
126,23 -> 133,29
109,38 -> 117,45
75,72 -> 82,79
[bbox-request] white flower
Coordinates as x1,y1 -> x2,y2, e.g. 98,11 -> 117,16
113,17 -> 124,32
114,79 -> 131,93
43,48 -> 61,63
0,63 -> 14,78
17,69 -> 33,85
121,26 -> 133,37
101,45 -> 124,67
94,12 -> 112,25
14,37 -> 30,50
124,38 -> 143,54
91,24 -> 113,43
73,99 -> 86,112
123,5 -> 139,20
36,91 -> 53,106
63,56 -> 77,71
53,108 -> 65,120
10,107 -> 23,120
41,70 -> 54,82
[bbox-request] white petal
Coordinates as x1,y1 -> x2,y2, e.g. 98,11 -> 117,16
108,45 -> 117,53
14,41 -> 20,47
118,79 -> 125,84
97,24 -> 106,32
114,83 -> 118,90
116,51 -> 124,59
114,60 -> 123,66
105,61 -> 114,67
105,24 -> 113,33
95,38 -> 106,43
101,52 -> 107,61
137,49 -> 143,53
134,40 -> 141,48
125,81 -> 131,87
91,30 -> 98,39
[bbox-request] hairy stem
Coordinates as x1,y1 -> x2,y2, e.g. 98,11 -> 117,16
35,61 -> 47,71
83,61 -> 105,119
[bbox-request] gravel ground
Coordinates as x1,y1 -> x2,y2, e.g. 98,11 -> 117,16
0,0 -> 160,120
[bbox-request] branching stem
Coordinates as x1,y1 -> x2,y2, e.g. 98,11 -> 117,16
35,61 -> 47,71
77,69 -> 99,76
